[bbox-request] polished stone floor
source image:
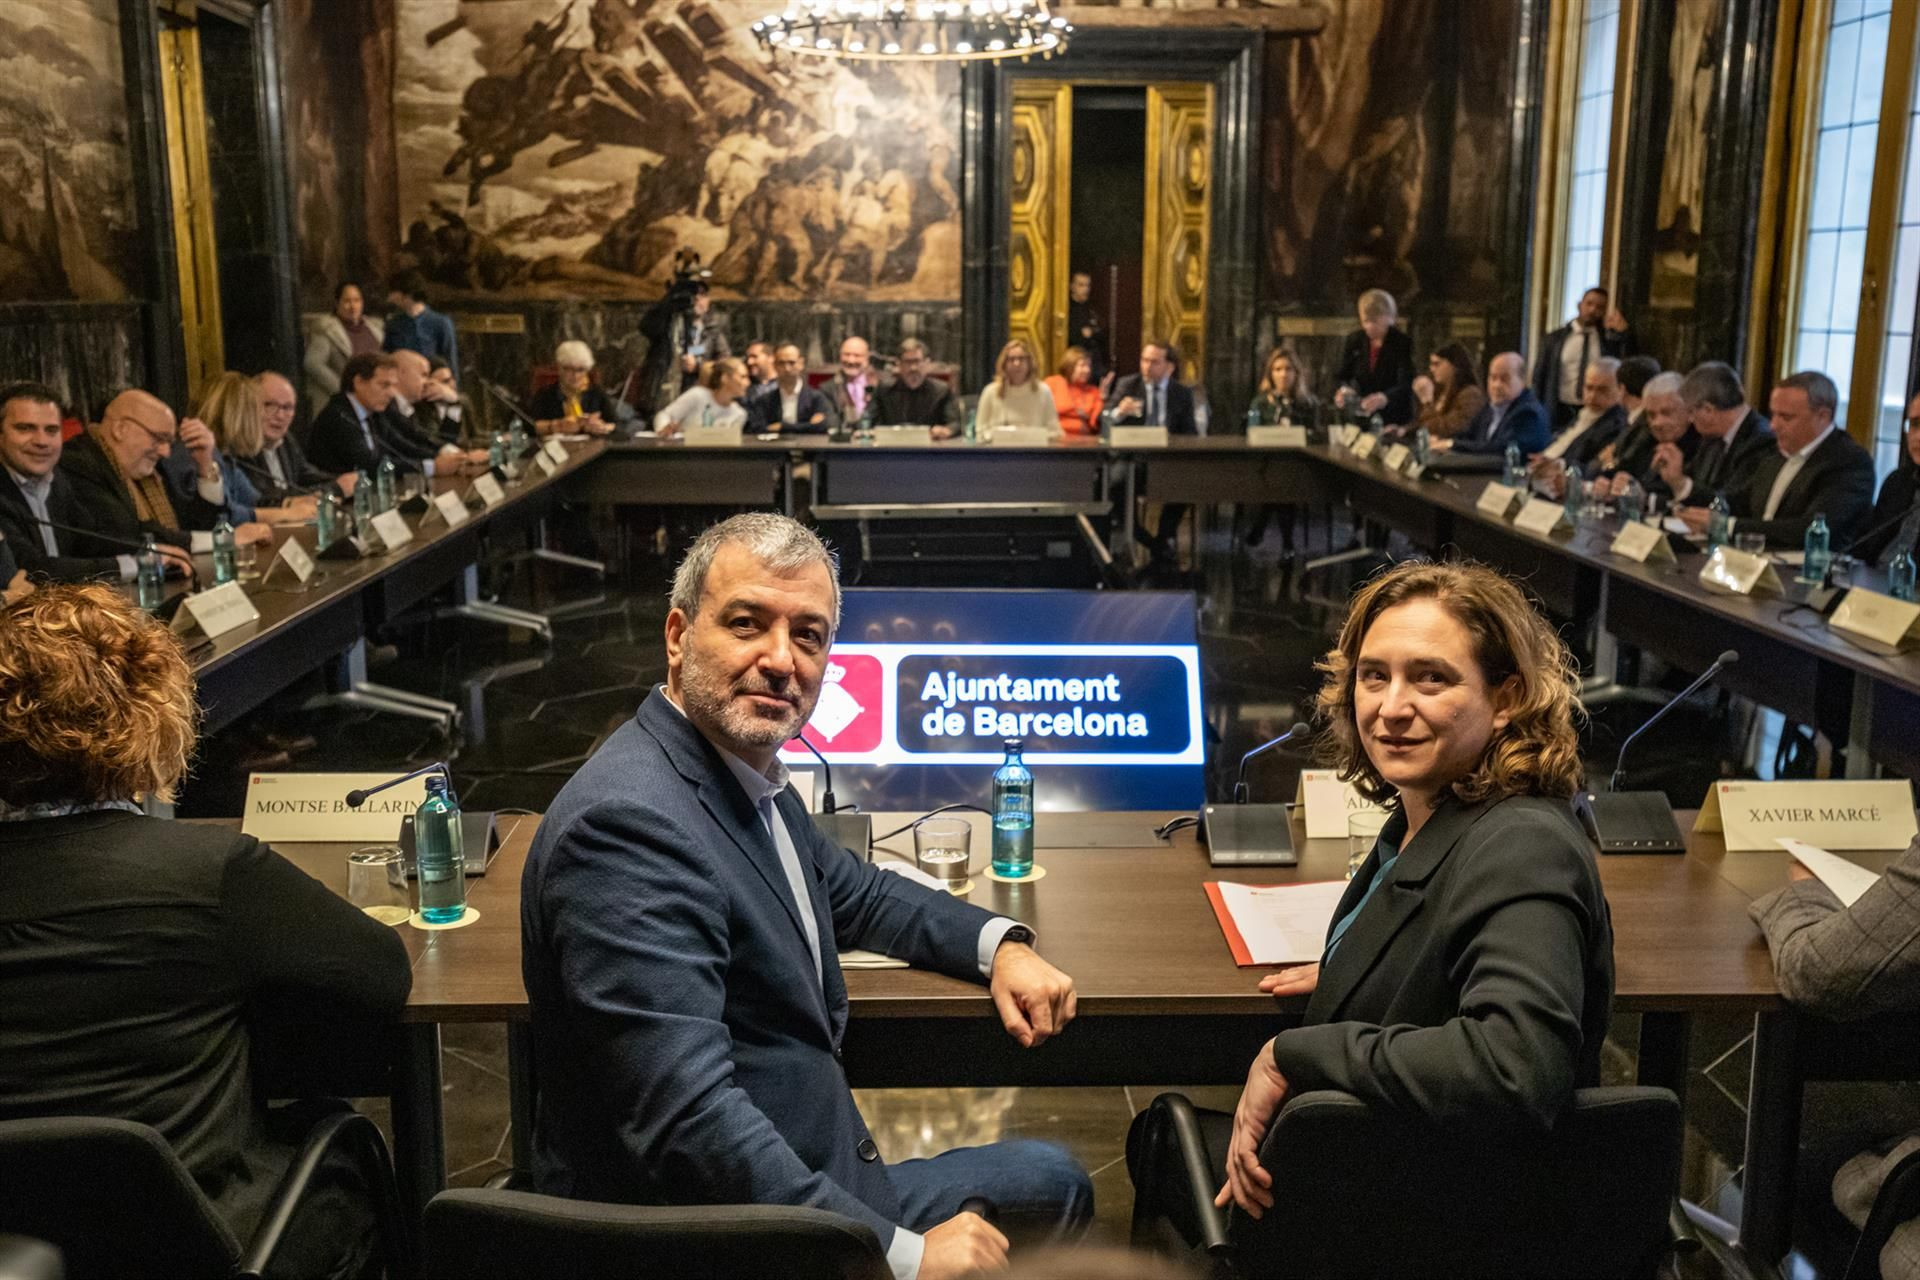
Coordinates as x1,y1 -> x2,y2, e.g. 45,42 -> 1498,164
183,506 -> 1890,1275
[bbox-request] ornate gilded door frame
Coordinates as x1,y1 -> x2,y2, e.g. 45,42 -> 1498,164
1143,83 -> 1213,386
1008,80 -> 1074,377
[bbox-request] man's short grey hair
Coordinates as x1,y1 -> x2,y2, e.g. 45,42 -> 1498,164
671,513 -> 842,630
1357,288 -> 1397,322
1776,369 -> 1840,418
1588,356 -> 1621,381
1643,371 -> 1685,400
1681,361 -> 1746,411
555,339 -> 595,369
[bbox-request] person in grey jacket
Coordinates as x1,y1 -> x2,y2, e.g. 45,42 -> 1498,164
1753,835 -> 1920,1278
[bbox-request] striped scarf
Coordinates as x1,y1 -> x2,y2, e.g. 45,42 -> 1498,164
88,425 -> 178,529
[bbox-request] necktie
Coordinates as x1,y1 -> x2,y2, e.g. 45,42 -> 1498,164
1148,384 -> 1160,426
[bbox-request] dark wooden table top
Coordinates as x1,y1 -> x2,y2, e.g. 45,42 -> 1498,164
263,807 -> 1802,1024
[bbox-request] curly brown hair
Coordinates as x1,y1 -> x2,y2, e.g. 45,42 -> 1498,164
1314,560 -> 1583,806
0,584 -> 197,806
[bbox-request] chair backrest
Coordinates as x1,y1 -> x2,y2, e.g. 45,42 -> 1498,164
0,1117 -> 240,1280
1236,1086 -> 1681,1280
421,1188 -> 891,1280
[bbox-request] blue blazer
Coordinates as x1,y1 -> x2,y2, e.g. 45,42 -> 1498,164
1450,388 -> 1552,457
521,688 -> 999,1242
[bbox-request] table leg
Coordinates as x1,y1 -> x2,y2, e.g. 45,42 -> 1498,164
391,1023 -> 447,1218
1740,1010 -> 1802,1265
508,1021 -> 536,1182
1637,1010 -> 1693,1104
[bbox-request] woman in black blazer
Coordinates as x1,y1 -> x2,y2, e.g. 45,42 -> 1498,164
1206,560 -> 1613,1220
0,584 -> 412,1278
1331,288 -> 1416,426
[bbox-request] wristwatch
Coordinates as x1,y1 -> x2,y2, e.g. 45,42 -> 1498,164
1000,924 -> 1035,947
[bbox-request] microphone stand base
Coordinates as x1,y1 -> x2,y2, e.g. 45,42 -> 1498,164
1201,804 -> 1298,867
812,811 -> 873,860
1575,790 -> 1687,854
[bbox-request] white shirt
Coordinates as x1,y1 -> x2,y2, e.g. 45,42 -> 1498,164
1541,407 -> 1602,461
1557,323 -> 1600,404
655,386 -> 748,434
780,384 -> 802,426
1761,423 -> 1836,521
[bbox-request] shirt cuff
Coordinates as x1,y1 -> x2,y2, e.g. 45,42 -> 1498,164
1675,477 -> 1694,501
437,443 -> 462,455
977,917 -> 1027,979
422,458 -> 437,478
190,531 -> 213,554
886,1226 -> 924,1280
197,474 -> 224,503
116,554 -> 137,582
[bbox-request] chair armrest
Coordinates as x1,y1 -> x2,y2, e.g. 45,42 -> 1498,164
1156,1094 -> 1231,1256
0,1234 -> 63,1280
239,1104 -> 416,1280
1846,1145 -> 1920,1280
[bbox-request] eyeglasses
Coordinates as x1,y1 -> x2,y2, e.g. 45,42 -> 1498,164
114,415 -> 174,448
262,400 -> 296,414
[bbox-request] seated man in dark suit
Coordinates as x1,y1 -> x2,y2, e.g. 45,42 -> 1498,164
309,352 -> 480,479
61,389 -> 270,557
872,339 -> 958,436
239,372 -> 352,507
522,514 -> 1091,1280
0,381 -> 193,583
1429,352 -> 1551,463
1649,361 -> 1778,522
1698,370 -> 1876,548
747,342 -> 838,435
1603,372 -> 1699,502
386,350 -> 489,472
1109,340 -> 1198,564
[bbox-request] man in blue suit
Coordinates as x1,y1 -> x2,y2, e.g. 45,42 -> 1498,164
1432,352 -> 1551,462
522,513 -> 1092,1280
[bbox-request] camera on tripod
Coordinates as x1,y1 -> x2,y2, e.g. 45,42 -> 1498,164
666,248 -> 712,311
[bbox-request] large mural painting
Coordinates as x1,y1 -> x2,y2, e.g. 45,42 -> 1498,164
392,0 -> 963,302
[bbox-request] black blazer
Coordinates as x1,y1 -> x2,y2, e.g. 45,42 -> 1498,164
1679,411 -> 1776,508
1272,793 -> 1614,1131
0,468 -> 127,581
1333,328 -> 1416,426
1623,425 -> 1700,499
55,430 -> 201,552
1108,374 -> 1198,435
1854,465 -> 1920,564
1531,323 -> 1634,408
747,383 -> 839,434
235,436 -> 334,508
1729,426 -> 1878,548
305,393 -> 386,475
1550,403 -> 1627,470
530,383 -> 627,429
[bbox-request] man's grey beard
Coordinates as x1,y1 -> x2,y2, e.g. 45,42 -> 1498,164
679,650 -> 814,753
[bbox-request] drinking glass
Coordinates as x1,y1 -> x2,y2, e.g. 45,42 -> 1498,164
1347,810 -> 1389,880
914,817 -> 972,892
1736,532 -> 1767,558
235,539 -> 259,582
347,846 -> 412,924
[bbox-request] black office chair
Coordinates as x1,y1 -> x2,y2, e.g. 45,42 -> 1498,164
1129,1086 -> 1682,1279
1844,1144 -> 1920,1280
0,1236 -> 62,1280
419,1187 -> 890,1280
0,1106 -> 414,1280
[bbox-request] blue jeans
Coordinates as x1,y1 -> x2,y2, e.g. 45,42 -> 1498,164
889,1139 -> 1093,1247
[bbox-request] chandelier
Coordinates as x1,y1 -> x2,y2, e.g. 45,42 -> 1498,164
752,0 -> 1073,62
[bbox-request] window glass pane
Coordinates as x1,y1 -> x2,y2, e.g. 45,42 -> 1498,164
1556,0 -> 1620,325
1856,12 -> 1891,125
1801,231 -> 1840,330
1843,125 -> 1880,227
1811,129 -> 1849,230
1874,43 -> 1920,474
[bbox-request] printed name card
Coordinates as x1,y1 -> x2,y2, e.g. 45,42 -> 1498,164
1514,498 -> 1573,537
1380,443 -> 1411,471
1610,520 -> 1674,563
1109,425 -> 1170,448
170,580 -> 259,640
873,425 -> 935,447
1246,425 -> 1309,448
1334,424 -> 1363,449
534,448 -> 560,477
541,438 -> 570,466
430,489 -> 471,529
1293,768 -> 1387,839
242,771 -> 433,843
1476,483 -> 1523,520
262,536 -> 315,585
1696,779 -> 1918,851
1698,545 -> 1782,597
1350,433 -> 1380,460
683,422 -> 744,447
1828,589 -> 1920,655
471,474 -> 506,508
368,509 -> 414,552
990,425 -> 1056,447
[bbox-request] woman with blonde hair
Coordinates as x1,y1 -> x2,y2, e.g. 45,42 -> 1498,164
653,356 -> 751,437
976,339 -> 1058,430
0,584 -> 411,1277
1132,560 -> 1613,1239
193,371 -> 317,525
1244,347 -> 1319,552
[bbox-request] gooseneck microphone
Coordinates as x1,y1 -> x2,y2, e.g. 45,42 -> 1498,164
1834,494 -> 1920,562
1233,723 -> 1309,804
346,761 -> 452,809
28,513 -> 199,583
1609,649 -> 1738,792
791,732 -> 841,814
345,761 -> 501,875
789,730 -> 872,859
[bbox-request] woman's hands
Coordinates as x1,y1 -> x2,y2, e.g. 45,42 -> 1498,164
1216,1037 -> 1290,1218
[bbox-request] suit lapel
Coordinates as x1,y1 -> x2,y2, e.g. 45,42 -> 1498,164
1305,797 -> 1498,1024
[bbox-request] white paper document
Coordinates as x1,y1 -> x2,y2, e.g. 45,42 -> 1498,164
1208,880 -> 1350,965
1778,838 -> 1883,907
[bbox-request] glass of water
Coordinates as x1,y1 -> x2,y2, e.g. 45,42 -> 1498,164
1347,810 -> 1389,880
347,846 -> 412,924
914,817 -> 972,893
1736,532 -> 1767,558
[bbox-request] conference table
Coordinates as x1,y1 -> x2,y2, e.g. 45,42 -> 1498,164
267,804 -> 1859,1266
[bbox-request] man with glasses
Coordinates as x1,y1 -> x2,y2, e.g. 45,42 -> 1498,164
872,338 -> 958,436
236,372 -> 352,507
60,388 -> 270,558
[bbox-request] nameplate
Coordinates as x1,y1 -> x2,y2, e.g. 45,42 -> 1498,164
242,771 -> 432,843
1610,520 -> 1674,564
1829,589 -> 1920,655
872,425 -> 935,447
472,474 -> 506,507
1246,425 -> 1309,448
1381,443 -> 1411,471
534,448 -> 560,477
1334,424 -> 1362,449
990,425 -> 1056,447
1403,459 -> 1427,480
1293,768 -> 1388,839
169,580 -> 259,640
542,438 -> 570,466
1698,545 -> 1781,597
1514,498 -> 1573,537
366,509 -> 412,552
1110,425 -> 1169,448
683,423 -> 743,447
1475,483 -> 1523,520
429,489 -> 470,529
261,536 -> 315,585
1350,433 -> 1379,460
1697,779 -> 1918,851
